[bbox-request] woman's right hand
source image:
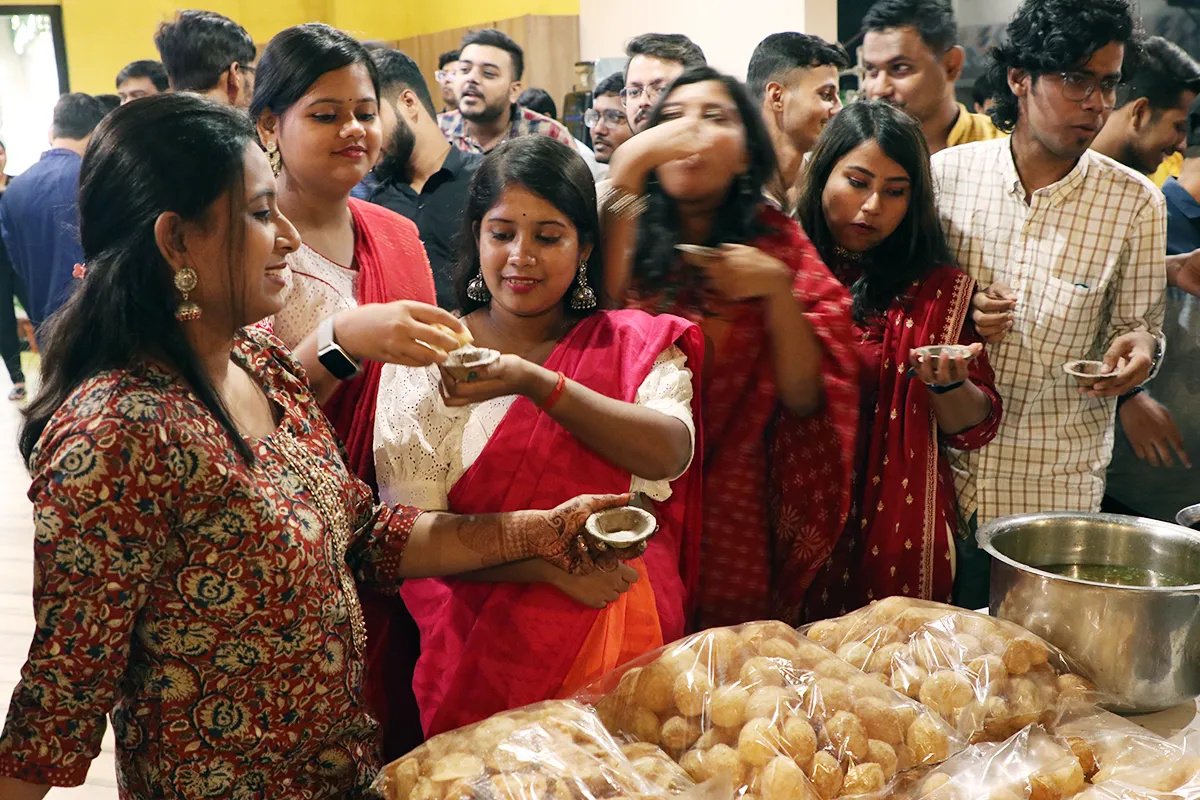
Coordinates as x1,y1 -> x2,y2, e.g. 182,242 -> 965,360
334,301 -> 467,367
507,493 -> 631,574
609,117 -> 706,187
552,562 -> 639,609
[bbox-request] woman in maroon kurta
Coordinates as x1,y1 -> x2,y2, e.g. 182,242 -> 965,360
794,101 -> 1002,617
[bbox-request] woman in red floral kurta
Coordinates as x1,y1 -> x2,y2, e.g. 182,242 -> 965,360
0,94 -> 620,800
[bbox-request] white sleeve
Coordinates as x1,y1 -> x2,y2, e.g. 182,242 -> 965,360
372,364 -> 458,511
630,344 -> 696,501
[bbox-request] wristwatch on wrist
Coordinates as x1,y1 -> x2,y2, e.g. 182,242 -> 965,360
317,314 -> 362,381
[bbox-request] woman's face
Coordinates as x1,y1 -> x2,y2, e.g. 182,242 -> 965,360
183,144 -> 301,328
477,186 -> 591,318
269,63 -> 382,196
655,80 -> 750,206
0,143 -> 7,173
820,138 -> 911,254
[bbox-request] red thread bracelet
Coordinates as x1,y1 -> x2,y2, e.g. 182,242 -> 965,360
538,371 -> 567,412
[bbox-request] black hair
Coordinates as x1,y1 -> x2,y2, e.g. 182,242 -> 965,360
154,10 -> 256,92
863,0 -> 958,54
594,72 -> 625,98
630,67 -> 775,298
438,49 -> 461,70
51,93 -> 107,140
116,59 -> 170,92
518,87 -> 557,119
796,101 -> 952,324
747,33 -> 850,102
459,29 -> 525,82
454,136 -> 603,315
250,23 -> 380,123
1116,35 -> 1200,112
95,94 -> 121,114
625,34 -> 707,73
21,94 -> 260,466
971,72 -> 993,109
371,47 -> 436,117
988,0 -> 1138,133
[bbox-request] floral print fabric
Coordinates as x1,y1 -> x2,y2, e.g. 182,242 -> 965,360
0,327 -> 419,799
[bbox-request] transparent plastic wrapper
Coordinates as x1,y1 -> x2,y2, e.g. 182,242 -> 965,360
369,699 -> 727,800
909,725 -> 1088,800
1054,709 -> 1200,798
802,598 -> 1098,743
574,620 -> 964,800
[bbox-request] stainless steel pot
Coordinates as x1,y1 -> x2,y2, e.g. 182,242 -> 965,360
978,512 -> 1200,713
1179,503 -> 1200,530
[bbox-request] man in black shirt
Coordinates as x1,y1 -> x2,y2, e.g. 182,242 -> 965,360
353,48 -> 482,309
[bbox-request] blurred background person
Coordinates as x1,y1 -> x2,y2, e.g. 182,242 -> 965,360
115,59 -> 169,104
436,48 -> 461,113
622,33 -> 706,133
154,9 -> 256,108
519,86 -> 603,176
588,72 -> 633,173
972,72 -> 995,115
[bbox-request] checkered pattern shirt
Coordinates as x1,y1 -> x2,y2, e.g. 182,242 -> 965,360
931,139 -> 1167,523
438,104 -> 575,154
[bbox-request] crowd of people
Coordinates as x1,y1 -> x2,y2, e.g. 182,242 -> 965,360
0,0 -> 1196,796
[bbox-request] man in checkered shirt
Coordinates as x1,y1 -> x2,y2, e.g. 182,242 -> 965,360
930,0 -> 1167,607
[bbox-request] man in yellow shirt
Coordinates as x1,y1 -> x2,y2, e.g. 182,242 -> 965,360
861,0 -> 1004,153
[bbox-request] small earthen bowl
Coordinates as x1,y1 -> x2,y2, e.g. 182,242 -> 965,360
1063,360 -> 1112,389
911,344 -> 976,369
442,346 -> 500,381
584,506 -> 658,551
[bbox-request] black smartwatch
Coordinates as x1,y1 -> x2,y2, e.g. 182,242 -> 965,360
317,314 -> 362,381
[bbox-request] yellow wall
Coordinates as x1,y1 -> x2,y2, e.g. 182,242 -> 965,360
52,0 -> 579,95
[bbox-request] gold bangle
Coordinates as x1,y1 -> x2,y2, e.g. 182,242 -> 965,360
601,184 -> 649,220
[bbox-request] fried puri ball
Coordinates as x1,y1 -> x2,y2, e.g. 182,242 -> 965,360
759,637 -> 804,663
701,743 -> 746,785
706,628 -> 748,674
633,661 -> 676,714
741,656 -> 790,688
907,713 -> 952,764
738,717 -> 785,767
807,619 -> 847,651
917,772 -> 956,800
710,683 -> 751,728
629,707 -> 662,745
837,641 -> 876,672
807,751 -> 846,800
759,755 -> 818,800
824,710 -> 870,762
1002,637 -> 1050,676
843,762 -> 887,796
1029,758 -> 1085,800
868,739 -> 900,781
919,670 -> 976,720
854,696 -> 905,746
782,714 -> 819,764
660,715 -> 702,753
745,685 -> 798,721
890,662 -> 928,701
912,636 -> 957,672
673,668 -> 713,718
965,654 -> 1008,687
813,678 -> 857,716
1056,674 -> 1095,705
1066,737 -> 1098,780
867,643 -> 907,676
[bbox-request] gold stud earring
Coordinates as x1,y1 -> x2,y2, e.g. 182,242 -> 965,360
174,267 -> 201,321
266,141 -> 282,177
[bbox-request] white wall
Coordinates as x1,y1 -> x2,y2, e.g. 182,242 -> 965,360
579,0 -> 838,80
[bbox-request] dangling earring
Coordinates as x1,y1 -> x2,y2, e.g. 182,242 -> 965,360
570,259 -> 597,311
266,141 -> 282,177
466,271 -> 490,303
174,266 -> 202,321
738,172 -> 754,201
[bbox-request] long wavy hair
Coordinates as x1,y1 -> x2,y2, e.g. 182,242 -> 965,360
630,67 -> 775,298
20,94 -> 258,466
796,101 -> 952,324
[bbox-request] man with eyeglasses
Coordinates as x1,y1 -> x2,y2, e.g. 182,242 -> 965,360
154,9 -> 256,109
622,33 -> 706,133
436,50 -> 461,114
587,73 -> 634,175
930,0 -> 1166,608
862,0 -> 1003,154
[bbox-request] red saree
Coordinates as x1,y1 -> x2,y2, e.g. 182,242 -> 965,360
629,206 -> 858,629
807,265 -> 1002,617
323,199 -> 436,758
400,310 -> 704,736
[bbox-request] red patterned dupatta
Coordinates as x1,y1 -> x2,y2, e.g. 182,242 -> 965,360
630,207 -> 858,629
400,310 -> 704,736
322,199 -> 436,758
808,265 -> 1001,614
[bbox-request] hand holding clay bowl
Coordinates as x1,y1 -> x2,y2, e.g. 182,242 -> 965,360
441,345 -> 501,382
1063,360 -> 1113,389
584,506 -> 658,558
911,344 -> 977,370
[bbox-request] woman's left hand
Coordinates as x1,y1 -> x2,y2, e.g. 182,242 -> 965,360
439,353 -> 541,407
682,244 -> 792,301
909,342 -> 984,387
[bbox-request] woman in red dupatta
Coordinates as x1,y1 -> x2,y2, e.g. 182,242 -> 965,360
602,68 -> 859,628
251,25 -> 469,757
795,102 -> 1002,617
377,136 -> 703,735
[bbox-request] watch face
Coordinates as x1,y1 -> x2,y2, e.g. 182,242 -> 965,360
319,345 -> 360,380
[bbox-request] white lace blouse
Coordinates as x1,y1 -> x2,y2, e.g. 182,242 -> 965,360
271,245 -> 358,349
374,346 -> 696,511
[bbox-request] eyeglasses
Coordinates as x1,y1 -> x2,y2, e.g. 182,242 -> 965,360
435,70 -> 447,82
585,108 -> 628,128
1053,71 -> 1121,104
619,82 -> 668,108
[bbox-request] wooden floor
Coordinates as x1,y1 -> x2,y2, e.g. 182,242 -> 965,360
0,362 -> 118,797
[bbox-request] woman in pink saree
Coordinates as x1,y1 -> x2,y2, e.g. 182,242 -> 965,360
373,137 -> 703,736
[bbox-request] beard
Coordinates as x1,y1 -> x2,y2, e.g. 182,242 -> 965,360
462,95 -> 509,124
1117,140 -> 1159,175
375,116 -> 417,186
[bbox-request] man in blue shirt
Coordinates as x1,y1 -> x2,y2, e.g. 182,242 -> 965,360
1105,95 -> 1200,522
0,94 -> 106,335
